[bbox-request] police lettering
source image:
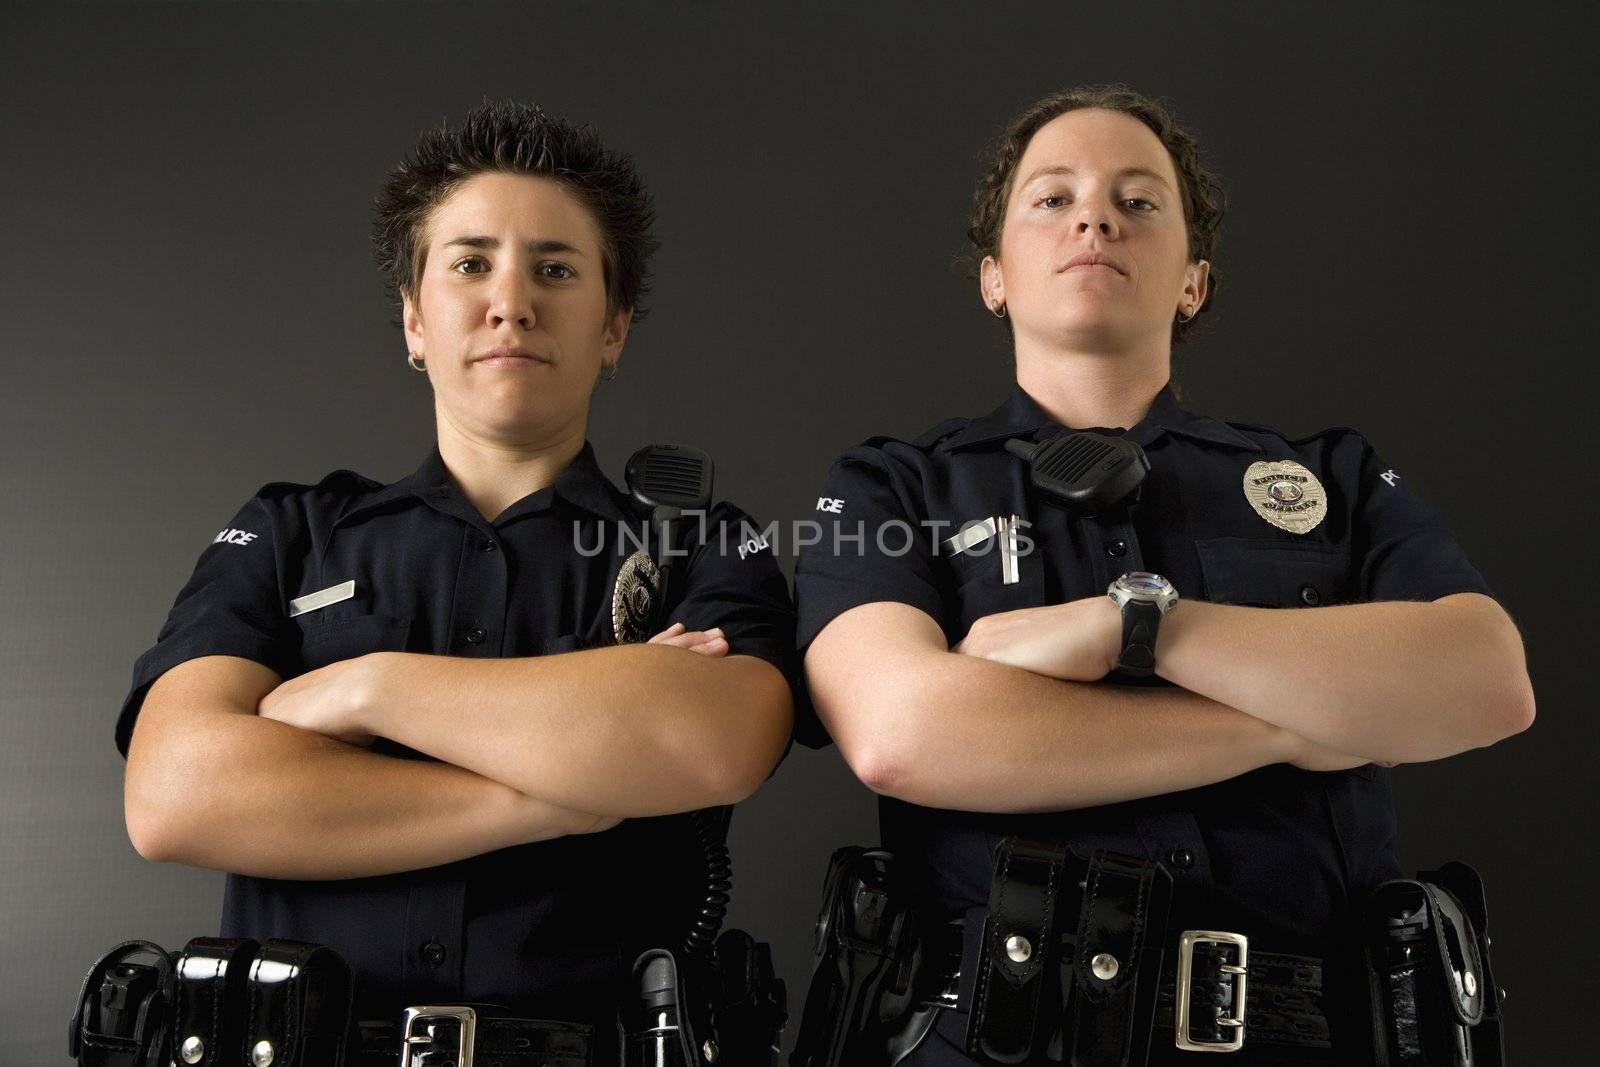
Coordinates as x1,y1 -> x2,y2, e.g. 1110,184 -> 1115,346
213,528 -> 258,546
817,497 -> 845,513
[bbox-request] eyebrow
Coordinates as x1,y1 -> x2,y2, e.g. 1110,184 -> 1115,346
1019,165 -> 1173,191
441,235 -> 588,256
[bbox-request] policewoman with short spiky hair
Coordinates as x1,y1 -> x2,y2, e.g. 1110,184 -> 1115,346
115,102 -> 796,1065
793,86 -> 1532,1066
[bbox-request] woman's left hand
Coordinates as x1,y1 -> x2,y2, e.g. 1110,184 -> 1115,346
257,656 -> 381,747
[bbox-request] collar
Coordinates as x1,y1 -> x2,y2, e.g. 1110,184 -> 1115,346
337,441 -> 634,528
938,382 -> 1262,453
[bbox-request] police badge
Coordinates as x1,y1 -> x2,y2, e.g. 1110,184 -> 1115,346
1242,459 -> 1329,535
612,550 -> 663,644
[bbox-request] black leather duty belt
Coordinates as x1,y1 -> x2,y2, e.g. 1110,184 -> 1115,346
353,1006 -> 596,1067
923,923 -> 1329,1055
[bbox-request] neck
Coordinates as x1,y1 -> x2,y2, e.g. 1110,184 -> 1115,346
1012,328 -> 1171,430
434,410 -> 588,522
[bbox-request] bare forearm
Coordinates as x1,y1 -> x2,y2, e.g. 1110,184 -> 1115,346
1155,594 -> 1536,762
821,647 -> 1290,813
129,712 -> 579,879
361,647 -> 791,818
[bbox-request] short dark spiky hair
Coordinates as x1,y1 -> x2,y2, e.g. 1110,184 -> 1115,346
371,100 -> 659,327
967,85 -> 1227,345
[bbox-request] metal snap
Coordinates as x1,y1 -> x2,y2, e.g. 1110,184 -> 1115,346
1004,934 -> 1032,963
1091,953 -> 1120,980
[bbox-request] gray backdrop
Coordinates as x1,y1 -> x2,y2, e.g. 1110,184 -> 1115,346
2,2 -> 1592,1062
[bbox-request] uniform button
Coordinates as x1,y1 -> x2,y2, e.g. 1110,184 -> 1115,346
1106,539 -> 1127,558
420,940 -> 446,966
465,626 -> 487,645
1169,848 -> 1194,870
1299,585 -> 1320,606
481,539 -> 498,552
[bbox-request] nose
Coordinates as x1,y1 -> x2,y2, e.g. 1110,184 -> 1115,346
485,266 -> 537,331
1072,195 -> 1119,239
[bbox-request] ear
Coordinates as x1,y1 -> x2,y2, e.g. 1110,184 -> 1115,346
1181,259 -> 1210,316
980,255 -> 1005,312
601,306 -> 633,368
402,292 -> 424,353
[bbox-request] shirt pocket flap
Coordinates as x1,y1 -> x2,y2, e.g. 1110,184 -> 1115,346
1197,537 -> 1354,608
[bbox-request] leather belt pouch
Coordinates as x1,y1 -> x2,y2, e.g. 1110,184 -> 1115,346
243,939 -> 355,1067
1368,861 -> 1504,1067
171,937 -> 261,1066
966,841 -> 1174,1066
69,940 -> 176,1067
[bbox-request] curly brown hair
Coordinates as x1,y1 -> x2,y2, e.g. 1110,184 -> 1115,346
371,100 -> 660,328
967,85 -> 1226,345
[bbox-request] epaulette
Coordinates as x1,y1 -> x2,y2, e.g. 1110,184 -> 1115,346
911,416 -> 972,450
254,468 -> 383,501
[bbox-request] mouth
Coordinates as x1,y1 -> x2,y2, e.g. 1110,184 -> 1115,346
1059,252 -> 1126,276
472,346 -> 553,366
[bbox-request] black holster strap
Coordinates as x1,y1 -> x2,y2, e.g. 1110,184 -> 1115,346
245,939 -> 354,1067
173,937 -> 260,1067
1065,849 -> 1173,1067
968,838 -> 1068,1063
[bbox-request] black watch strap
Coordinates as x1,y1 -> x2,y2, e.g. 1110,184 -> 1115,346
1116,598 -> 1161,676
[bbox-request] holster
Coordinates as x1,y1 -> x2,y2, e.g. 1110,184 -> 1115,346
1367,861 -> 1504,1067
967,841 -> 1173,1067
714,929 -> 788,1067
69,940 -> 175,1067
789,847 -> 924,1067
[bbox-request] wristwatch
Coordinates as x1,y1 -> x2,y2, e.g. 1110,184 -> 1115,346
1107,572 -> 1179,676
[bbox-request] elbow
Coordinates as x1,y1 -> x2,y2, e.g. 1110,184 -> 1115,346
1490,674 -> 1536,744
124,793 -> 176,863
693,665 -> 794,804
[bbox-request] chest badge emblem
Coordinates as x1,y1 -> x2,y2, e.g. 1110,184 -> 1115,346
612,550 -> 663,644
1242,460 -> 1328,535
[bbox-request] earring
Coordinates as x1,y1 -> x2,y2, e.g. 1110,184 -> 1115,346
599,362 -> 619,382
407,351 -> 427,372
989,302 -> 1007,319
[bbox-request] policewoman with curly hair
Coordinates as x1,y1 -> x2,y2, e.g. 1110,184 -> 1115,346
116,101 -> 797,1065
794,86 -> 1531,1065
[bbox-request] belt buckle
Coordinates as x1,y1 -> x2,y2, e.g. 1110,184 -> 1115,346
1174,930 -> 1248,1053
400,1005 -> 476,1067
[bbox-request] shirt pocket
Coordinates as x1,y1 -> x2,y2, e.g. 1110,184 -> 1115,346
1196,537 -> 1355,609
296,612 -> 412,672
942,529 -> 1049,641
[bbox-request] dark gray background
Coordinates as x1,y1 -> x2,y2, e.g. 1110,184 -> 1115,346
2,2 -> 1592,1062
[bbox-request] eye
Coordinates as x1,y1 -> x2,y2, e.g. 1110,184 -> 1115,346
1123,197 -> 1156,212
1037,194 -> 1068,209
537,261 -> 576,280
451,256 -> 488,275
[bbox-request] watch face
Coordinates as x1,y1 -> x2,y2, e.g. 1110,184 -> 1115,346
1122,572 -> 1168,595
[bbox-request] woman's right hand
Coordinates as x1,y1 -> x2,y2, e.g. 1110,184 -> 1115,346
1285,731 -> 1388,773
506,789 -> 623,844
647,621 -> 728,657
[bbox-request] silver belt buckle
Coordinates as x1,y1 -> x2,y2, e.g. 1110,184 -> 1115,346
400,1005 -> 476,1067
1174,930 -> 1248,1053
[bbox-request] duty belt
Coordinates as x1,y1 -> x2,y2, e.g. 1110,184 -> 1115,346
353,1006 -> 599,1067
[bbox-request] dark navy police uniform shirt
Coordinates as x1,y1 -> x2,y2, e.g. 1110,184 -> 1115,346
794,383 -> 1494,963
117,441 -> 798,1023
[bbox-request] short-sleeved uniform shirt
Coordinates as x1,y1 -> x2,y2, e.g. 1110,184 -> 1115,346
795,382 -> 1493,969
118,441 -> 798,1024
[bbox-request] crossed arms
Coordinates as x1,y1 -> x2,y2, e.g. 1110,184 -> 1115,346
123,624 -> 792,880
806,592 -> 1535,813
